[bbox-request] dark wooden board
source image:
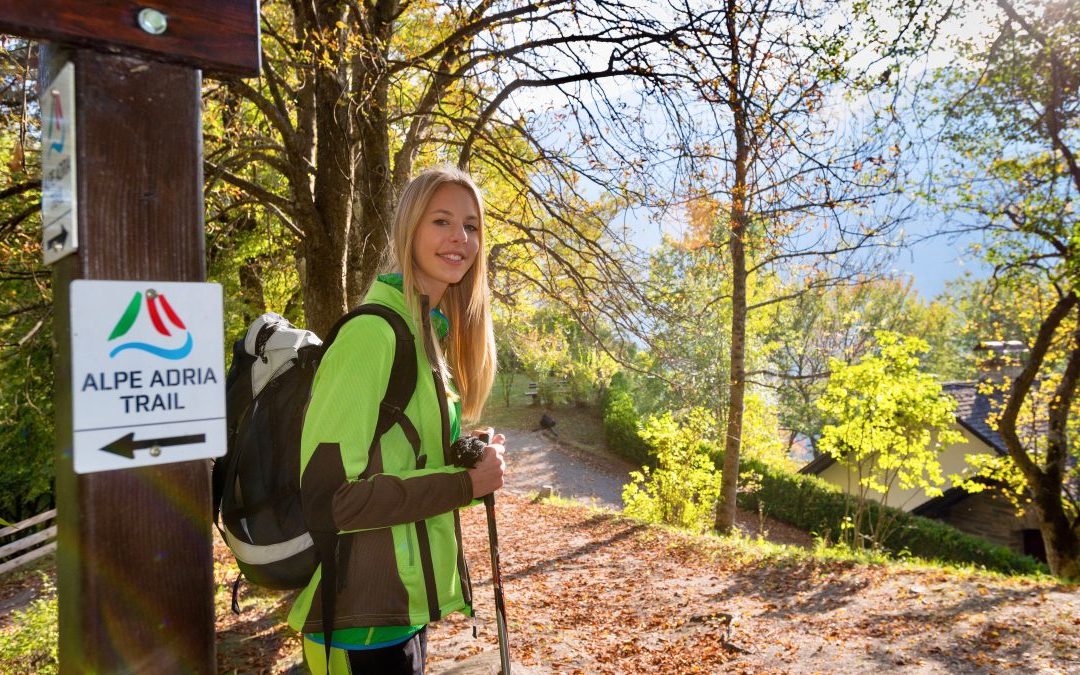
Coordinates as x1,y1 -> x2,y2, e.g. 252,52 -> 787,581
0,0 -> 259,76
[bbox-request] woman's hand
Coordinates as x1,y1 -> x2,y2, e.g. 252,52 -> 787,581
467,429 -> 506,498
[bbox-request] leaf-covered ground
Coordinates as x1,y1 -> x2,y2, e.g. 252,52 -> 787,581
5,421 -> 1078,673
213,492 -> 1080,674
434,496 -> 1079,674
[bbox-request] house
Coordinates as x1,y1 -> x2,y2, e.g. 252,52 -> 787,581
800,341 -> 1047,562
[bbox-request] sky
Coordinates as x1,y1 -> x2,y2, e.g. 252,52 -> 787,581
619,3 -> 1004,302
888,215 -> 991,299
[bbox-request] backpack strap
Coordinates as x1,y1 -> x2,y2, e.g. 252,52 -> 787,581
303,445 -> 345,671
214,337 -> 257,532
312,303 -> 420,668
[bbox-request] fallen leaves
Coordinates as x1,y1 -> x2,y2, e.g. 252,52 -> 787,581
198,493 -> 1080,674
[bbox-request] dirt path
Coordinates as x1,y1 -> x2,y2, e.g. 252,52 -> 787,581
500,429 -> 634,509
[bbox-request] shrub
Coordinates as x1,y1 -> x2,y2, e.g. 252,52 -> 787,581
623,410 -> 721,533
600,374 -> 652,465
736,457 -> 1045,575
0,572 -> 58,674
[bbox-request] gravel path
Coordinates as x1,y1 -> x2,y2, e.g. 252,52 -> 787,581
499,429 -> 637,510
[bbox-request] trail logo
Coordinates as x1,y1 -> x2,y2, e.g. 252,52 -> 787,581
45,88 -> 64,155
108,289 -> 193,360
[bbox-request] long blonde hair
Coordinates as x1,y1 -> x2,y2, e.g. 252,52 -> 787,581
386,166 -> 496,421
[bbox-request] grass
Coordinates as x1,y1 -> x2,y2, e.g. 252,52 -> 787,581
480,372 -> 609,455
564,496 -> 1058,582
0,570 -> 58,674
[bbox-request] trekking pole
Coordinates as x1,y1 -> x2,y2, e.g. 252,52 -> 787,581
484,491 -> 512,675
450,434 -> 511,675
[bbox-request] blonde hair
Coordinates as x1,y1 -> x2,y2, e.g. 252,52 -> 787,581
385,166 -> 496,421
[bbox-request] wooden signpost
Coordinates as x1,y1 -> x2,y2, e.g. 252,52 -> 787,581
0,2 -> 259,672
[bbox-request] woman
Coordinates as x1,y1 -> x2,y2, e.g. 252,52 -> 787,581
288,166 -> 505,674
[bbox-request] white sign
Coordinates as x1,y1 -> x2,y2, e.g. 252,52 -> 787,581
41,61 -> 78,265
70,280 -> 226,473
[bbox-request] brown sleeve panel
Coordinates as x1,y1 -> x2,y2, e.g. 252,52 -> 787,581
332,469 -> 473,531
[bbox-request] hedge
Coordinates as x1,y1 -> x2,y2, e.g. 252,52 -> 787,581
736,456 -> 1045,575
598,372 -> 1041,575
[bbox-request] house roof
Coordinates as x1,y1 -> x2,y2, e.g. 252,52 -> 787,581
940,381 -> 1008,456
799,380 -> 1008,476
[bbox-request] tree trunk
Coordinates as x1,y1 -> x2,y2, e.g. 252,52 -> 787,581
715,0 -> 748,534
347,0 -> 399,307
1033,475 -> 1080,580
299,1 -> 353,335
995,293 -> 1080,580
303,223 -> 349,336
717,199 -> 747,534
1035,319 -> 1080,580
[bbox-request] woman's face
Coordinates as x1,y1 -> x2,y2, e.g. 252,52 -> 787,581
412,183 -> 481,304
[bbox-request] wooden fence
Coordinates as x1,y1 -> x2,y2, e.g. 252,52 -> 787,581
0,509 -> 57,576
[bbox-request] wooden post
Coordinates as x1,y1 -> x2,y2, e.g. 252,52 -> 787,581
0,2 -> 259,671
46,45 -> 215,673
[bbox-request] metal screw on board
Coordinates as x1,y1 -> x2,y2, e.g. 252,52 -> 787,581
150,445 -> 161,457
136,8 -> 168,35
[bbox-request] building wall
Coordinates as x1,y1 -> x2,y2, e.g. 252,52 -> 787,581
941,490 -> 1042,553
815,425 -> 991,511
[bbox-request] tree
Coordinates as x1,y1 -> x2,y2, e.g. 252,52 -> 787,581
929,0 -> 1080,579
641,205 -> 779,443
661,0 -> 939,533
0,36 -> 53,522
817,331 -> 963,549
622,408 -> 722,533
765,277 -> 969,453
205,0 -> 715,336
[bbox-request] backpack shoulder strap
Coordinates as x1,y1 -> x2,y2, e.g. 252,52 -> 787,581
323,304 -> 421,458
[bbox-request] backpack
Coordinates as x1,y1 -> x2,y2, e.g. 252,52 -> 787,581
212,304 -> 416,594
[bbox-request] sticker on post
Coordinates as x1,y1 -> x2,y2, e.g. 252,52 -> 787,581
70,280 -> 226,473
41,61 -> 78,265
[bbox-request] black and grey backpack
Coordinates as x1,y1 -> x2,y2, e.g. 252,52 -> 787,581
212,305 -> 416,594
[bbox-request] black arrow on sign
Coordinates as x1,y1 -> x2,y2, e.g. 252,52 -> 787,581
100,432 -> 206,459
46,225 -> 68,251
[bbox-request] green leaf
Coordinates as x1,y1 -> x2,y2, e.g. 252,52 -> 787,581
107,292 -> 142,341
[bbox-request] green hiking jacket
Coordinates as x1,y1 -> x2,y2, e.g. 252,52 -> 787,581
288,277 -> 474,633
